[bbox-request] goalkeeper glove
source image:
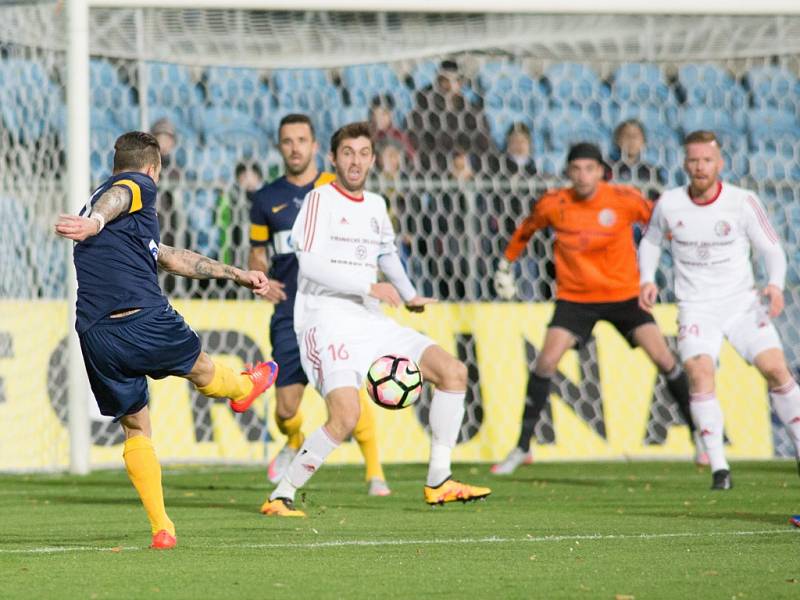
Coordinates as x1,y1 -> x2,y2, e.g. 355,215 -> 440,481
494,258 -> 516,300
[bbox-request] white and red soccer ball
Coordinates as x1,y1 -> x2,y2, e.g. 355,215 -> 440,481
366,355 -> 423,410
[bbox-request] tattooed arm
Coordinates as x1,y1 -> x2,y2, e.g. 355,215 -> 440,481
158,244 -> 270,296
54,185 -> 132,242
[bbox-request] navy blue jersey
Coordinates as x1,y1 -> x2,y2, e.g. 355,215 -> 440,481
249,172 -> 335,319
74,172 -> 167,333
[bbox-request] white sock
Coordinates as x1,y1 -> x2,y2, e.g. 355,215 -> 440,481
690,392 -> 729,472
270,426 -> 339,501
426,389 -> 465,487
770,380 -> 800,458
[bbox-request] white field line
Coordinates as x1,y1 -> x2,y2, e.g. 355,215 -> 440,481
0,528 -> 795,555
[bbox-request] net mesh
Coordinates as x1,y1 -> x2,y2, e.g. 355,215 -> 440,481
1,3 -> 799,470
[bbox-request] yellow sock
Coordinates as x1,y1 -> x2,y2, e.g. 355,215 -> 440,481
123,435 -> 174,537
276,410 -> 305,450
354,389 -> 385,481
197,361 -> 251,401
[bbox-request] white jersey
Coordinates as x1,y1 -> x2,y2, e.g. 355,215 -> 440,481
290,182 -> 397,329
640,182 -> 786,303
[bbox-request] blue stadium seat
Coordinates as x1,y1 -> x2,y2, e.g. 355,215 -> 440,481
745,65 -> 800,113
536,150 -> 565,177
750,135 -> 798,158
0,58 -> 65,141
747,107 -> 800,138
205,66 -> 272,122
408,61 -> 439,91
748,151 -> 800,181
271,68 -> 330,93
679,105 -> 743,139
541,104 -> 611,153
147,62 -> 203,133
90,59 -> 139,131
611,63 -> 674,105
182,144 -> 236,186
180,186 -> 222,259
481,61 -> 544,119
543,63 -> 609,104
341,63 -> 413,124
194,106 -> 266,158
90,124 -> 120,184
677,63 -> 747,125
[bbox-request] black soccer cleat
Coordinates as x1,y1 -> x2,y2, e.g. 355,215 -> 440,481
711,469 -> 732,490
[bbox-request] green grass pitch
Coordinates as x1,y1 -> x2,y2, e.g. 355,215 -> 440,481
1,461 -> 798,599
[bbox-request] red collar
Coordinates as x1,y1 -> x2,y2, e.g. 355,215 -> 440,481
689,181 -> 722,206
331,182 -> 364,202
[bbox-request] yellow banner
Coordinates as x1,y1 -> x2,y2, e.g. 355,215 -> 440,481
0,300 -> 772,471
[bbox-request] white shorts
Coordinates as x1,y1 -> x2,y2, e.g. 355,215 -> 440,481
298,309 -> 436,397
677,291 -> 783,364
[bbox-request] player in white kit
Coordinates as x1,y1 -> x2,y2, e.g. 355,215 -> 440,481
260,122 -> 491,516
639,130 -> 800,490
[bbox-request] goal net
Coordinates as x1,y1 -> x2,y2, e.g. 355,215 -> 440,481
1,3 -> 799,471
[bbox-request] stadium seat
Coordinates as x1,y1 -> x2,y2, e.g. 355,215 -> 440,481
340,63 -> 413,123
748,151 -> 800,182
750,135 -> 798,159
479,61 -> 544,115
146,62 -> 203,135
90,59 -> 139,131
542,104 -> 611,153
679,105 -> 743,140
407,60 -> 439,91
194,106 -> 266,158
611,63 -> 676,108
677,63 -> 747,126
744,65 -> 800,113
543,63 -> 609,104
0,58 -> 65,142
747,107 -> 800,138
205,65 -> 272,121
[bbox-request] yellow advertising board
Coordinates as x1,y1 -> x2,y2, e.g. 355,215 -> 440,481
0,300 -> 773,471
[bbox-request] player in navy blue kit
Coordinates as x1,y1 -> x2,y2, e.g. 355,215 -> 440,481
249,114 -> 390,500
55,132 -> 278,549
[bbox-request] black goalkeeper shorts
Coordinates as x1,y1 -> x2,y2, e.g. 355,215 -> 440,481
548,297 -> 656,348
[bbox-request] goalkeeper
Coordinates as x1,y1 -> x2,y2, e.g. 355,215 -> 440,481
491,142 -> 702,474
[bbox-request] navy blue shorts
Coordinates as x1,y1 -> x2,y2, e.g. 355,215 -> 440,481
270,316 -> 307,388
79,304 -> 202,421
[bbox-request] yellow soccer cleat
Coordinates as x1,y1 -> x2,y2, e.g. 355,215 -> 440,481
423,478 -> 492,505
260,497 -> 306,517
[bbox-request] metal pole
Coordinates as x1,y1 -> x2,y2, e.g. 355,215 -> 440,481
67,0 -> 91,475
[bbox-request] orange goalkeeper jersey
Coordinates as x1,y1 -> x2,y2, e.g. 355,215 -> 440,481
504,182 -> 652,303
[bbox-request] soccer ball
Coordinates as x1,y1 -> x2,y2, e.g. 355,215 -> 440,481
366,355 -> 423,410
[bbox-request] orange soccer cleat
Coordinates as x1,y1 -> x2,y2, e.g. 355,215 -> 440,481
423,478 -> 491,505
149,529 -> 177,550
229,361 -> 279,413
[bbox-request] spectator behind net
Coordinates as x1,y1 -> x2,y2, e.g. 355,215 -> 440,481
609,119 -> 666,199
487,122 -> 538,177
407,58 -> 494,173
369,95 -> 414,165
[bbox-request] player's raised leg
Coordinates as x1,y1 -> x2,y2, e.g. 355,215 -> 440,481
119,407 -> 176,549
418,345 -> 491,504
183,351 -> 278,413
492,326 -> 575,475
684,354 -> 731,489
630,323 -> 706,465
754,348 -> 800,472
263,379 -> 362,516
